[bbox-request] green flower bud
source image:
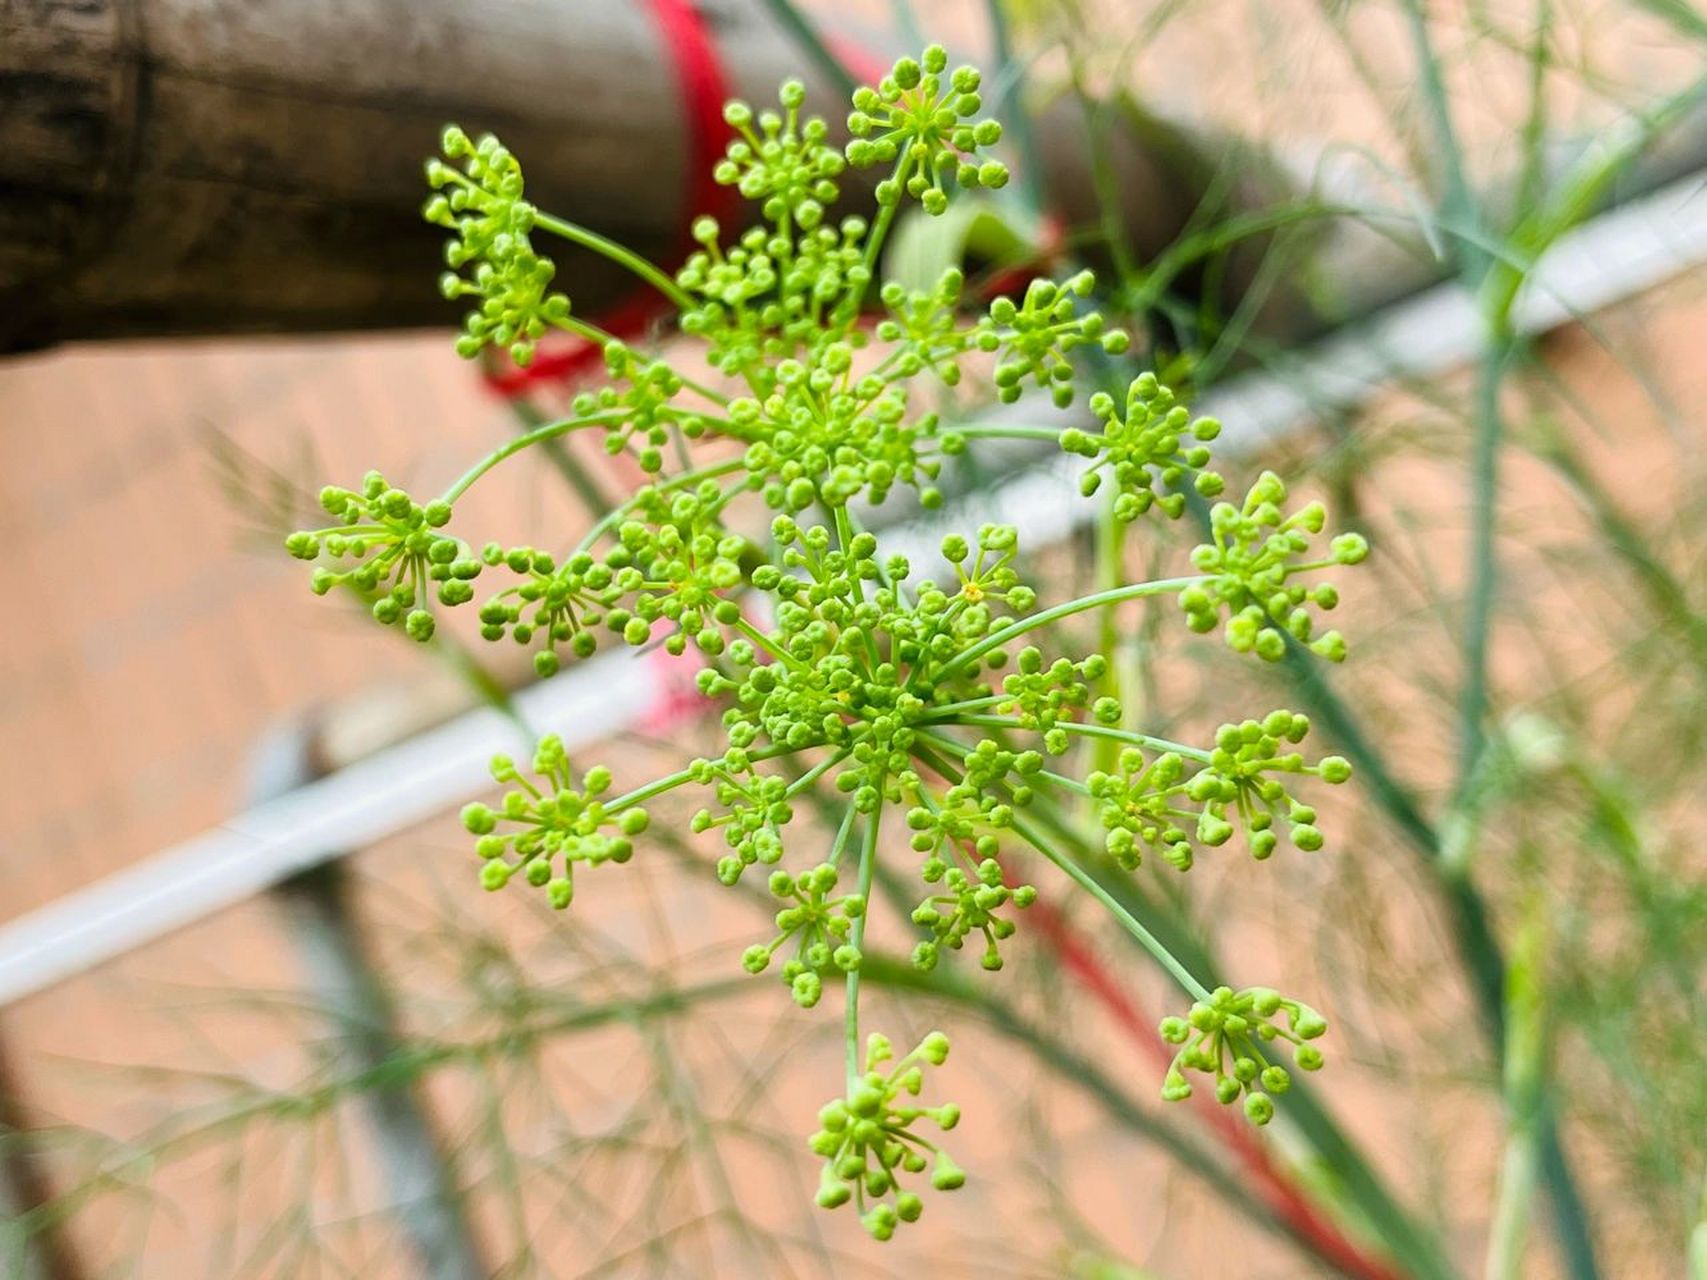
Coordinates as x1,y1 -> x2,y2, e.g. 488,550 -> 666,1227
930,1152 -> 964,1191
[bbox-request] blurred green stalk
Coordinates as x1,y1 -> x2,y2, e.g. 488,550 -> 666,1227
1482,906 -> 1546,1280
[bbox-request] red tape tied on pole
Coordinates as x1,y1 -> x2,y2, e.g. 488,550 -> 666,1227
483,0 -> 738,398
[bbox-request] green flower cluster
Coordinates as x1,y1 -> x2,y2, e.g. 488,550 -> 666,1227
688,748 -> 793,878
1188,712 -> 1352,856
1087,748 -> 1198,871
743,862 -> 866,1008
695,521 -> 1040,774
845,46 -> 1008,213
1087,710 -> 1352,868
732,344 -> 949,510
1179,470 -> 1367,662
577,341 -> 711,474
472,542 -> 622,677
810,1032 -> 964,1238
288,48 -> 1374,1240
460,735 -> 649,910
910,850 -> 1036,973
875,270 -> 971,384
1063,370 -> 1225,519
984,272 -> 1131,407
718,79 -> 846,227
611,481 -> 748,657
678,213 -> 872,369
287,472 -> 476,643
425,127 -> 569,365
1160,986 -> 1327,1125
998,646 -> 1115,754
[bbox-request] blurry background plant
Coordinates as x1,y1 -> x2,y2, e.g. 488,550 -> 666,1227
1,0 -> 1704,1278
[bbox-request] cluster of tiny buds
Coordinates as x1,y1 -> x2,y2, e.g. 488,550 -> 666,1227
425,126 -> 568,365
876,269 -> 971,384
733,341 -> 949,511
678,213 -> 872,369
718,80 -> 846,229
287,472 -> 476,643
1193,711 -> 1352,856
279,48 -> 1379,1244
1064,371 -> 1225,520
473,541 -> 616,677
1160,986 -> 1326,1125
1087,710 -> 1352,868
845,47 -> 1008,213
689,750 -> 796,883
985,272 -> 1131,407
910,853 -> 1037,972
999,646 -> 1114,755
742,863 -> 867,1008
811,1031 -> 963,1239
1179,470 -> 1368,663
459,736 -> 649,910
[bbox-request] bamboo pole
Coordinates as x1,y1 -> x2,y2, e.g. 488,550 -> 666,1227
0,0 -> 1215,349
0,0 -> 816,347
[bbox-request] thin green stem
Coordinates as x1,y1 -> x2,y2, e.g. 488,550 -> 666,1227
844,790 -> 884,1091
825,793 -> 861,873
603,741 -> 804,813
439,412 -> 624,504
1011,814 -> 1210,1001
942,577 -> 1201,677
1031,766 -> 1091,797
1485,910 -> 1547,1280
948,424 -> 1069,443
1093,480 -> 1124,774
1512,0 -> 1553,225
916,693 -> 1006,719
983,0 -> 1045,216
832,504 -> 861,573
1031,779 -> 1459,1280
502,389 -> 618,516
784,748 -> 849,799
938,715 -> 1213,763
833,503 -> 882,669
1454,334 -> 1514,801
754,0 -> 857,98
916,728 -> 1089,803
859,155 -> 914,286
734,618 -> 808,672
551,311 -> 619,348
544,312 -> 730,407
533,211 -> 696,312
1401,0 -> 1482,274
1067,63 -> 1140,287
